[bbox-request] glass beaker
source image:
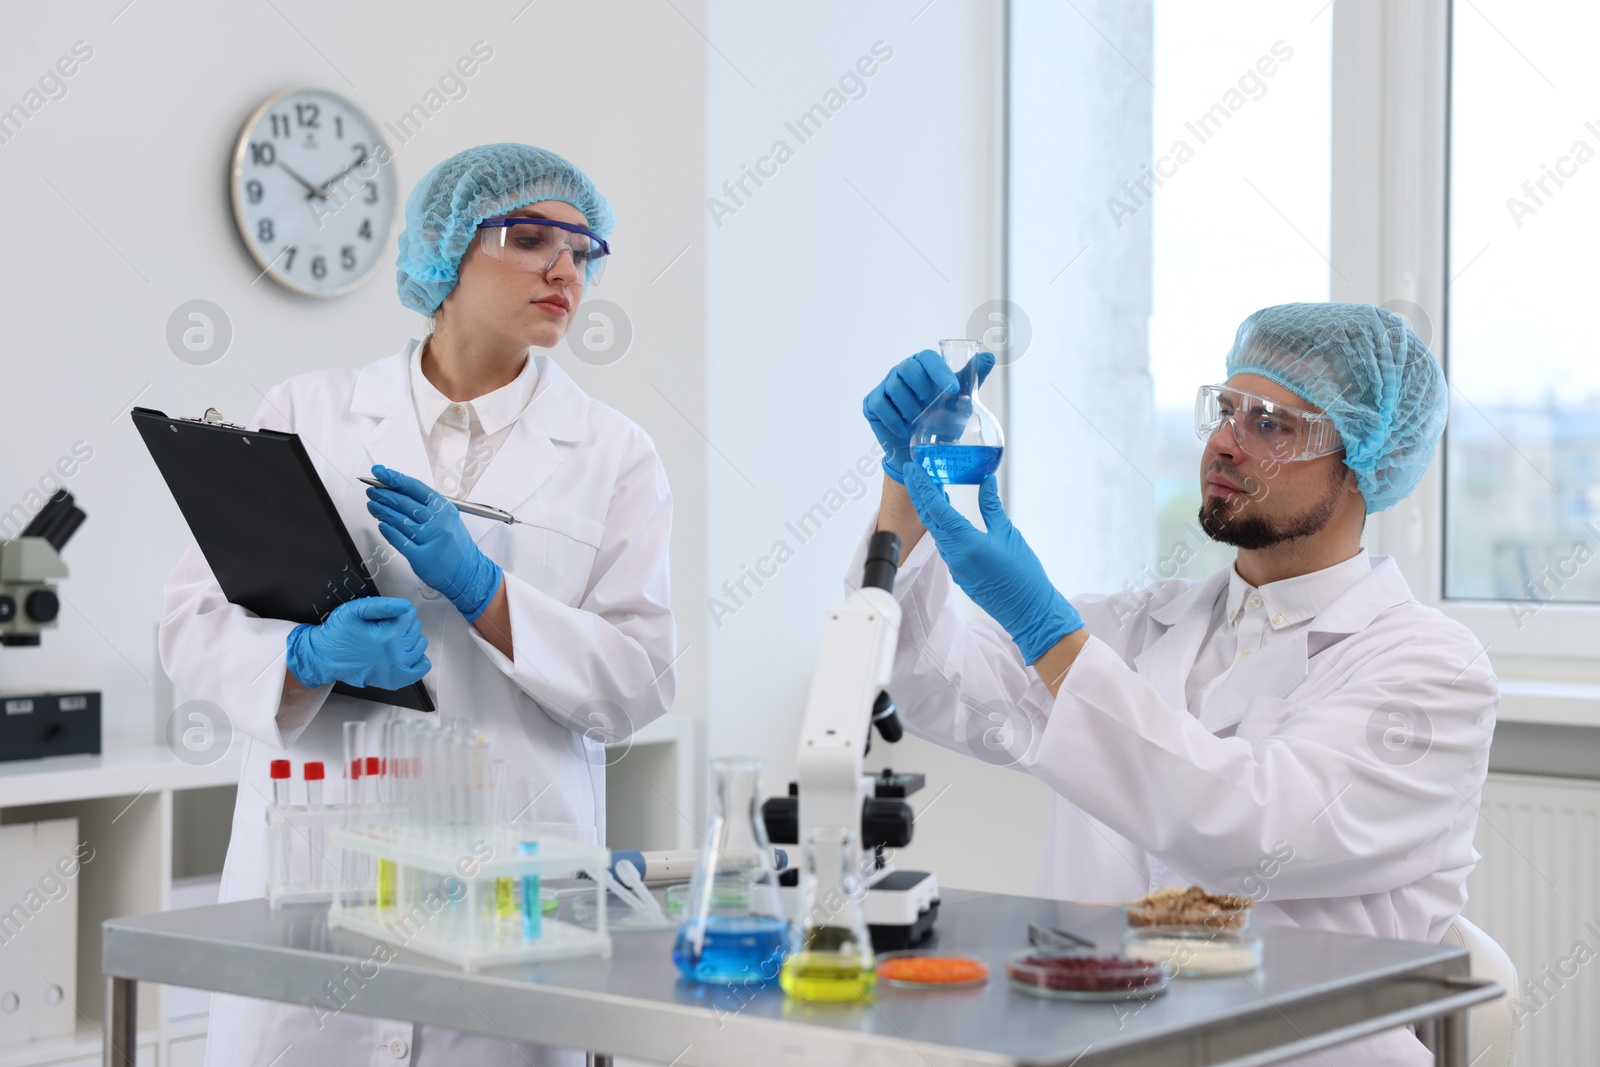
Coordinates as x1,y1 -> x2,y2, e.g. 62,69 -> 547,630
779,826 -> 876,1001
909,338 -> 1005,484
672,757 -> 790,984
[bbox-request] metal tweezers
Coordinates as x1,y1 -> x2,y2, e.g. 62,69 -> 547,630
1028,922 -> 1097,951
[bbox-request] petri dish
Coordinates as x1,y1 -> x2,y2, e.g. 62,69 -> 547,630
1122,925 -> 1263,977
875,952 -> 989,990
1006,949 -> 1171,1001
1123,887 -> 1253,933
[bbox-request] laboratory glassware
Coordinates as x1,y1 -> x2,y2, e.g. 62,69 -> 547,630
909,338 -> 1005,484
780,826 -> 876,1001
672,757 -> 789,984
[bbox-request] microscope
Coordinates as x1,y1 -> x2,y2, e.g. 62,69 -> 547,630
0,490 -> 84,646
762,531 -> 940,951
0,490 -> 101,762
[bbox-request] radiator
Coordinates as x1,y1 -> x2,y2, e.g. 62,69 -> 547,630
1464,772 -> 1600,1067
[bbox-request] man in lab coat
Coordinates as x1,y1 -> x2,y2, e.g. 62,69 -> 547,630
856,303 -> 1495,1066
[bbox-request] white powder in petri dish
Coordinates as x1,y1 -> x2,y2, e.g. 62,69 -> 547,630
1124,937 -> 1259,975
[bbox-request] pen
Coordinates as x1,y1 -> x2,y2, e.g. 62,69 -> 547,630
359,476 -> 522,525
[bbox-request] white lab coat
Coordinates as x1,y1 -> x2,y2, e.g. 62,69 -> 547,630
160,339 -> 676,1067
848,520 -> 1496,1067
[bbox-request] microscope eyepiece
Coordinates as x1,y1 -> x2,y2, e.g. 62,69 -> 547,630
863,531 -> 901,593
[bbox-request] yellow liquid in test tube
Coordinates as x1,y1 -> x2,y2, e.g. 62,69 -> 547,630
495,877 -> 515,917
377,858 -> 396,909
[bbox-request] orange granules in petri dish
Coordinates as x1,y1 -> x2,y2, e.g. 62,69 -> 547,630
876,955 -> 989,987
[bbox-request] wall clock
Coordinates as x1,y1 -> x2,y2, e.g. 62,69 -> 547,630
229,87 -> 397,297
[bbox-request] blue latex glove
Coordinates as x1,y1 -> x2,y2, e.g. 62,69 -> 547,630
364,465 -> 504,622
285,597 -> 431,690
901,462 -> 1084,663
864,350 -> 996,483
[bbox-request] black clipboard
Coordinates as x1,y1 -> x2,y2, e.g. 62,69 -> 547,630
134,407 -> 434,712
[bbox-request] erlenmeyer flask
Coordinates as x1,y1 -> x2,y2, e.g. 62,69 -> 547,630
779,826 -> 876,1001
909,337 -> 1005,484
672,757 -> 790,984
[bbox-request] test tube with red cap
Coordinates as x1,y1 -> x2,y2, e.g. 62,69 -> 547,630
304,761 -> 326,887
270,759 -> 292,889
343,721 -> 366,805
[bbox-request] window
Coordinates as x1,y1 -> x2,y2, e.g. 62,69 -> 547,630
1446,0 -> 1600,605
1007,0 -> 1332,594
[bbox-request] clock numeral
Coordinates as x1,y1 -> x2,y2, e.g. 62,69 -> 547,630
245,180 -> 263,204
295,102 -> 320,129
340,246 -> 357,271
358,219 -> 372,241
257,218 -> 275,243
362,182 -> 378,205
310,255 -> 327,280
283,246 -> 297,271
270,113 -> 289,138
249,142 -> 276,166
334,115 -> 343,139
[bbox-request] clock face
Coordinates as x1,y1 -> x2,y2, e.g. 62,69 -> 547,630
229,88 -> 397,297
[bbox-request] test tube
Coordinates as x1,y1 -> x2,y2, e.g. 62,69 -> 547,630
376,726 -> 397,912
343,721 -> 366,806
304,761 -> 325,888
490,760 -> 515,923
512,776 -> 541,940
270,759 -> 292,891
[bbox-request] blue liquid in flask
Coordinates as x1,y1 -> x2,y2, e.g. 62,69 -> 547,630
912,444 -> 1004,485
672,915 -> 789,984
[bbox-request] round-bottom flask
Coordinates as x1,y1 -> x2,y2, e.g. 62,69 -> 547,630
909,338 -> 1005,484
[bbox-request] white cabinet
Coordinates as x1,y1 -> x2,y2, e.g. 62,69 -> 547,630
0,741 -> 239,1067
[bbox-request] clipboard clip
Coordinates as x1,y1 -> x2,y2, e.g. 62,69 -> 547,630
179,408 -> 245,430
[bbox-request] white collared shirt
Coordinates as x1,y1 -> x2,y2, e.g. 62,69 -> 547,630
409,339 -> 539,497
1183,549 -> 1374,717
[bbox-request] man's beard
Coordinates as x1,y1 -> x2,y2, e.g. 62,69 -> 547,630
1199,463 -> 1345,550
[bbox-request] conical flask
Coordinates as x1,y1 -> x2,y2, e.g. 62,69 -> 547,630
672,757 -> 790,984
909,337 -> 1005,484
779,826 -> 876,1001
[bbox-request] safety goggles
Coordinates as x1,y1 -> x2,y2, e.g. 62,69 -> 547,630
1194,383 -> 1343,463
476,217 -> 610,286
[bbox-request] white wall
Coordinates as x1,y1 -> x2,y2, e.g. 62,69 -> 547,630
0,1 -> 707,744
703,0 -> 1053,894
0,0 -> 1048,897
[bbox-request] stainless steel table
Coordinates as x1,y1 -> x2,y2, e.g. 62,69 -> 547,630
102,889 -> 1501,1067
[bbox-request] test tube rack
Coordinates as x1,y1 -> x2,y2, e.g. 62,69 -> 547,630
327,825 -> 612,970
265,802 -> 387,907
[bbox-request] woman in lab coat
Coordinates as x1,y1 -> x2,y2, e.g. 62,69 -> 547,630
160,144 -> 675,1067
855,304 -> 1495,1066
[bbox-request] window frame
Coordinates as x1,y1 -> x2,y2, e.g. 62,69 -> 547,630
1330,0 -> 1600,675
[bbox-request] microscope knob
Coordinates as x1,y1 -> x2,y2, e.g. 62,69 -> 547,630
862,798 -> 914,849
25,589 -> 59,623
761,796 -> 798,845
0,595 -> 14,622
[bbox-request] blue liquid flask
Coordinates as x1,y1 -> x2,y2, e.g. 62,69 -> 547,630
909,338 -> 1005,484
673,757 -> 790,984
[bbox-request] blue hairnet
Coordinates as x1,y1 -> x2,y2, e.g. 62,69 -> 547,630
1225,302 -> 1447,514
395,143 -> 615,316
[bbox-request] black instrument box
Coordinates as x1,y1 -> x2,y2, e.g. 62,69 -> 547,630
0,690 -> 102,762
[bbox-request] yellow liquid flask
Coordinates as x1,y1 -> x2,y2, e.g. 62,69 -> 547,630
780,826 -> 876,1002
